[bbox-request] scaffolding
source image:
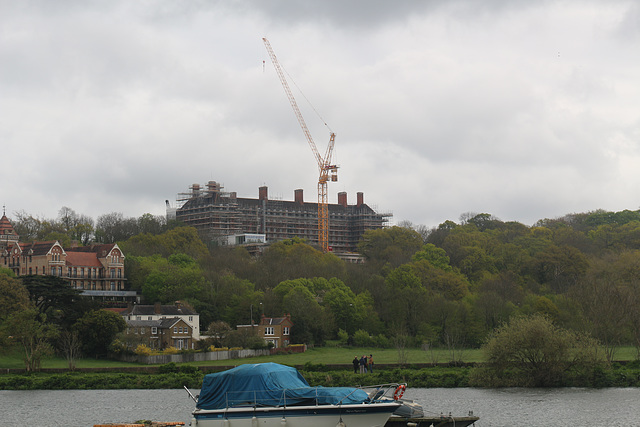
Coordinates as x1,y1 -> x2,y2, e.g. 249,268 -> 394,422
174,182 -> 389,253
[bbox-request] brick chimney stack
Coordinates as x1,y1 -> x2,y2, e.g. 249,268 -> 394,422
154,302 -> 161,314
294,189 -> 304,205
259,186 -> 268,201
357,192 -> 364,207
338,192 -> 347,207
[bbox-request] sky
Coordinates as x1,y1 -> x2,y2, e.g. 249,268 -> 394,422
2,0 -> 639,229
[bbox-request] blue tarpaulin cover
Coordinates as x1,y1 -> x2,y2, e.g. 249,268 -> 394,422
196,363 -> 370,410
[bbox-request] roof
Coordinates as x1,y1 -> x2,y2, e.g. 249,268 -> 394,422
65,243 -> 117,258
19,241 -> 62,256
260,315 -> 293,326
0,215 -> 17,236
65,251 -> 103,267
104,307 -> 128,314
126,317 -> 186,329
122,303 -> 198,316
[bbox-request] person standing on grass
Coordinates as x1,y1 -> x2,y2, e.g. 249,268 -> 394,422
359,355 -> 366,373
368,354 -> 374,373
352,356 -> 359,374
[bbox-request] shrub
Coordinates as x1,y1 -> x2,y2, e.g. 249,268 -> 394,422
162,346 -> 179,355
158,362 -> 179,374
353,329 -> 372,347
134,344 -> 152,356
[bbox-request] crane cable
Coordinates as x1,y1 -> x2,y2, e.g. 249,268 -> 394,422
277,57 -> 333,135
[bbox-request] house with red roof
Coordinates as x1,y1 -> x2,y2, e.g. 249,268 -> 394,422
0,212 -> 136,304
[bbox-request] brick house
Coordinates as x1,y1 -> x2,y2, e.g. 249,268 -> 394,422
0,213 -> 134,303
259,314 -> 293,348
121,301 -> 200,342
125,317 -> 193,350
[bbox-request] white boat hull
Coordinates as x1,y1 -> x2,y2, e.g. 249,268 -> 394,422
192,402 -> 400,427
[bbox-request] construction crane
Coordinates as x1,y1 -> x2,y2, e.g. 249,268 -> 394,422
263,37 -> 338,253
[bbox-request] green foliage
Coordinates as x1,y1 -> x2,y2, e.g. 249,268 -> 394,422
20,275 -> 83,317
254,239 -> 346,289
357,226 -> 424,270
0,309 -> 59,371
0,274 -> 30,322
473,314 -> 605,387
352,329 -> 372,347
74,310 -> 127,357
130,253 -> 205,303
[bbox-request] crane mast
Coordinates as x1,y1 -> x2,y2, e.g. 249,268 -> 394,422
263,37 -> 337,253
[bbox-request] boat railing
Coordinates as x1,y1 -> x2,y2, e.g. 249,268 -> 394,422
356,383 -> 407,403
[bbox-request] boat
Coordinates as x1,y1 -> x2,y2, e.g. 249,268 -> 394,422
187,363 -> 404,427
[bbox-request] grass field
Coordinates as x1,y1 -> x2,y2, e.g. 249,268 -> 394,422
2,345 -> 637,370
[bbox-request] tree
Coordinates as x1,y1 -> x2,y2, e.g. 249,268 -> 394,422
0,272 -> 30,322
474,314 -> 603,387
58,206 -> 94,245
357,226 -> 423,270
74,310 -> 126,357
59,330 -> 82,370
21,275 -> 83,318
527,244 -> 589,293
274,279 -> 331,345
571,252 -> 637,361
95,212 -> 138,243
0,309 -> 59,371
10,210 -> 45,241
204,321 -> 233,348
254,239 -> 345,289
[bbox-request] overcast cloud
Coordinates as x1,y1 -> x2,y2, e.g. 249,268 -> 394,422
2,0 -> 639,228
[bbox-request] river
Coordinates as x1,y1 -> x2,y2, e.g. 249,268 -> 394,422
1,387 -> 639,426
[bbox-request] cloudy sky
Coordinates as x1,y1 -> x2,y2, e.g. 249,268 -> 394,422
2,0 -> 639,229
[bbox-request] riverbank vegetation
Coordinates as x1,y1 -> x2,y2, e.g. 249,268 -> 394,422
3,360 -> 640,390
4,207 -> 640,387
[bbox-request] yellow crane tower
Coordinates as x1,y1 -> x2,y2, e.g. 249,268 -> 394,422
263,37 -> 338,253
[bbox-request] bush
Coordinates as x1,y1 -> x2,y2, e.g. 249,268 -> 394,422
470,314 -> 605,387
353,330 -> 372,347
134,344 -> 152,356
162,347 -> 179,355
158,362 -> 179,374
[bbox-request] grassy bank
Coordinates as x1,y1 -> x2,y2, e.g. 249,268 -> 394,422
2,345 -> 640,391
2,362 -> 640,390
2,345 -> 638,370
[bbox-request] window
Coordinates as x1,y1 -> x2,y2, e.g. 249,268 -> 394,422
141,328 -> 145,334
174,327 -> 178,333
265,327 -> 274,335
148,317 -> 152,320
283,327 -> 290,335
151,327 -> 157,334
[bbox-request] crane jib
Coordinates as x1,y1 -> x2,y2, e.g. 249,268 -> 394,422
262,37 -> 338,253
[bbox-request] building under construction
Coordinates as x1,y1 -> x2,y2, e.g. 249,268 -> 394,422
170,181 -> 391,253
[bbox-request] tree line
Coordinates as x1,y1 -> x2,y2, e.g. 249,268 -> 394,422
3,206 -> 640,372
